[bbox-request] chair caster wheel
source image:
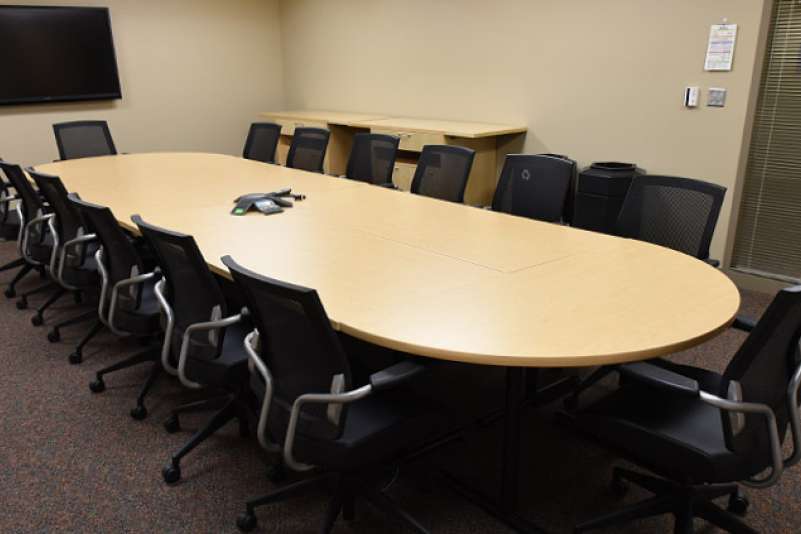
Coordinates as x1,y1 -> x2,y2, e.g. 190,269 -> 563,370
162,464 -> 181,485
130,405 -> 148,420
47,329 -> 60,343
31,313 -> 44,326
4,287 -> 15,298
727,492 -> 749,516
164,415 -> 180,434
16,298 -> 27,310
89,378 -> 105,393
68,351 -> 82,365
610,476 -> 629,498
266,462 -> 286,484
236,512 -> 257,532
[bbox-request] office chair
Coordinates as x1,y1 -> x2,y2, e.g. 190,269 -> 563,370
541,153 -> 579,225
0,162 -> 57,301
0,160 -> 27,277
53,120 -> 118,161
286,127 -> 330,173
0,157 -> 22,240
243,122 -> 282,164
410,145 -> 475,204
566,285 -> 801,534
491,154 -> 576,223
344,132 -> 400,186
222,255 -> 448,534
69,195 -> 164,417
132,216 -> 251,484
27,171 -> 99,337
615,175 -> 726,266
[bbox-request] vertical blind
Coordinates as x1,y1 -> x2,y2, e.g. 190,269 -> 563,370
731,0 -> 801,283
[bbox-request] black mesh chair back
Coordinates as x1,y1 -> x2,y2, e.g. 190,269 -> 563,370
541,153 -> 579,224
720,286 -> 801,468
615,175 -> 726,260
29,171 -> 84,243
53,120 -> 117,160
0,162 -> 47,228
286,127 -> 330,173
491,154 -> 575,222
133,215 -> 227,360
345,133 -> 400,185
243,122 -> 282,164
69,194 -> 146,303
222,255 -> 352,443
410,145 -> 475,203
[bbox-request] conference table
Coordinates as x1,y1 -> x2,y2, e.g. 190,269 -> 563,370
36,152 -> 740,532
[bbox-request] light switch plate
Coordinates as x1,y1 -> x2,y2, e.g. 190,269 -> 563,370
684,86 -> 700,107
708,87 -> 727,107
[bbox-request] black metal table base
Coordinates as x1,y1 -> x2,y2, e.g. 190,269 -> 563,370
441,470 -> 547,534
441,368 -> 576,534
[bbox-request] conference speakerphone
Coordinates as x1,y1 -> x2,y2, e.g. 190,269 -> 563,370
232,188 -> 306,216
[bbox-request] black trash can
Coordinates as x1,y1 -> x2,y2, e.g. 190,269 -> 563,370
572,162 -> 642,233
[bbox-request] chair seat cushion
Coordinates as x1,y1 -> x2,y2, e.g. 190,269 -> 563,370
185,321 -> 250,387
290,388 -> 444,472
0,208 -> 20,240
28,232 -> 54,264
113,278 -> 162,335
573,360 -> 751,484
60,242 -> 100,287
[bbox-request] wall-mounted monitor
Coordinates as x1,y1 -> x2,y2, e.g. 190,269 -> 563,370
0,5 -> 122,105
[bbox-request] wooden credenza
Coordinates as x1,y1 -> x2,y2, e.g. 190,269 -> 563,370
259,110 -> 527,206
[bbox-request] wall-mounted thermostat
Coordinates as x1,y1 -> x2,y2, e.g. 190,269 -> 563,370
708,87 -> 727,107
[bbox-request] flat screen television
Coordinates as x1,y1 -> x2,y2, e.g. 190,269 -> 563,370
0,5 -> 122,105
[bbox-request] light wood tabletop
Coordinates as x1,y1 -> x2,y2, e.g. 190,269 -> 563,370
36,153 -> 740,368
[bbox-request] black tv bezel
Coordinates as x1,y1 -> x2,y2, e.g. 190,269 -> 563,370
0,5 -> 123,106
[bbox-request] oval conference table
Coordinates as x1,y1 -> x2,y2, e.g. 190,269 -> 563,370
36,153 -> 740,532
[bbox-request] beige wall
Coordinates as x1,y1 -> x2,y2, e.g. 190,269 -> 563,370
279,0 -> 769,263
0,0 -> 284,167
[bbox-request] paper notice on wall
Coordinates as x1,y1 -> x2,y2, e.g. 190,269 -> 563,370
704,24 -> 737,71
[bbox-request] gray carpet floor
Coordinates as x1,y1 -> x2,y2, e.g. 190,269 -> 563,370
0,239 -> 797,533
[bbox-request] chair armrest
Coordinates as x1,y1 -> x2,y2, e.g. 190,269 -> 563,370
732,315 -> 757,333
46,217 -> 60,276
618,362 -> 700,398
21,213 -> 54,265
106,270 -> 161,336
243,330 -> 281,453
0,194 -> 19,206
153,278 -> 177,376
699,391 -> 783,487
369,360 -> 426,392
176,310 -> 247,389
705,258 -> 721,268
285,383 -> 373,472
57,233 -> 97,290
784,361 -> 801,469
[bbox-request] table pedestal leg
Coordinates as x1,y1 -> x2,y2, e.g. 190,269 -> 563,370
441,367 -> 547,534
